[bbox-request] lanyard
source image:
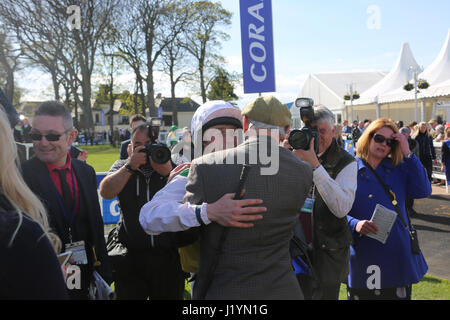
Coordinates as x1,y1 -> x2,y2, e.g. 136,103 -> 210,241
53,167 -> 77,243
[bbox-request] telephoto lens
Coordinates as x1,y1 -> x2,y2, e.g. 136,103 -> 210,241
288,129 -> 311,150
150,145 -> 172,164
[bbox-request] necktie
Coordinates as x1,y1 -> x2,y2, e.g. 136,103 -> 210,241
55,168 -> 73,215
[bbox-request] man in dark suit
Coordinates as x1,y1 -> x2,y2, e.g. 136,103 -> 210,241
184,96 -> 313,299
21,101 -> 111,299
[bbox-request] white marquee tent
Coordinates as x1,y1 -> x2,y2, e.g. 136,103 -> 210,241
353,42 -> 420,106
379,30 -> 450,104
293,71 -> 387,125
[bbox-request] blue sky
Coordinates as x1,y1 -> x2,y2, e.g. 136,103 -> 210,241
219,0 -> 450,107
18,1 -> 450,108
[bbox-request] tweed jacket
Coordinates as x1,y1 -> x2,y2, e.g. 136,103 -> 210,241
184,135 -> 313,300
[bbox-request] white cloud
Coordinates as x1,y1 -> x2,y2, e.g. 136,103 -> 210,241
225,55 -> 243,72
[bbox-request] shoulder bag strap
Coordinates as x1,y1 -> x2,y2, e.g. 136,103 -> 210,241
361,159 -> 410,228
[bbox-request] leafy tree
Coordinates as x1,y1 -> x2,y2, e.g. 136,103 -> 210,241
118,90 -> 146,116
116,0 -> 189,117
207,67 -> 238,102
183,1 -> 232,103
0,31 -> 23,103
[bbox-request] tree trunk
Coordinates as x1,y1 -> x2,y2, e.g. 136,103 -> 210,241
5,71 -> 14,103
199,65 -> 206,103
138,77 -> 146,117
74,98 -> 79,129
134,78 -> 139,115
146,73 -> 156,117
109,56 -> 115,148
171,89 -> 178,126
52,71 -> 60,101
81,71 -> 94,129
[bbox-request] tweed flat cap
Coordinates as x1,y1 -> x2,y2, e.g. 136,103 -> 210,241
242,96 -> 291,127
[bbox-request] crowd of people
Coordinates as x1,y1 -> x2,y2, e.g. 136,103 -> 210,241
0,94 -> 448,301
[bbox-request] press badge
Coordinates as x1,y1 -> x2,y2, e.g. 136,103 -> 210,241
65,241 -> 88,265
301,185 -> 316,214
301,198 -> 315,213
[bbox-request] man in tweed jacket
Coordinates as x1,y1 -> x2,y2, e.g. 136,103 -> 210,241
184,96 -> 313,300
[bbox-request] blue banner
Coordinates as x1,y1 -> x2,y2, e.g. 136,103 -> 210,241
96,173 -> 120,225
240,0 -> 276,94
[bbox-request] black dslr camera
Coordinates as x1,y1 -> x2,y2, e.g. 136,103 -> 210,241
140,118 -> 172,164
288,98 -> 319,153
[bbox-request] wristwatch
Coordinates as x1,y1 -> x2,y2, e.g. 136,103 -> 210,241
124,162 -> 136,174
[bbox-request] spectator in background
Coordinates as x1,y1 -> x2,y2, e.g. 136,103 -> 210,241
441,125 -> 450,186
13,123 -> 23,143
21,101 -> 111,299
346,118 -> 430,300
351,121 -> 365,149
412,122 -> 436,182
113,128 -> 120,147
119,114 -> 146,160
83,129 -> 89,146
400,127 -> 420,216
171,127 -> 194,165
396,121 -> 404,129
0,106 -> 68,300
400,127 -> 419,157
21,118 -> 33,143
408,121 -> 418,136
70,146 -> 88,162
434,125 -> 445,142
428,119 -> 438,139
166,125 -> 179,148
342,120 -> 352,134
335,123 -> 344,147
363,119 -> 372,132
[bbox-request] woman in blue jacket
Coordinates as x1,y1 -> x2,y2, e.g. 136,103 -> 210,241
347,118 -> 431,300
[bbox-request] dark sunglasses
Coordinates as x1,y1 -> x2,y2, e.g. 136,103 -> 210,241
31,128 -> 72,142
372,133 -> 397,147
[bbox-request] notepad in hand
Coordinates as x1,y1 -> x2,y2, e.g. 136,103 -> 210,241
366,204 -> 398,244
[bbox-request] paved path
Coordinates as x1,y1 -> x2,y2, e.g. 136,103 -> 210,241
412,185 -> 450,280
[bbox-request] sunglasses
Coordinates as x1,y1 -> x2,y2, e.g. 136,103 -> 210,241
31,128 -> 72,142
372,133 -> 397,147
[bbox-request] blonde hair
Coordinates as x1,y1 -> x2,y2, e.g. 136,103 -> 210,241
445,126 -> 450,140
356,118 -> 404,166
412,122 -> 429,139
0,107 -> 61,252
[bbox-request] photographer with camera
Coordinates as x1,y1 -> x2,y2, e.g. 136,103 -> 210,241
288,100 -> 357,300
99,122 -> 196,300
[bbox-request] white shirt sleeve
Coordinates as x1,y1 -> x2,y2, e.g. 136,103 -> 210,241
313,161 -> 358,218
139,175 -> 210,235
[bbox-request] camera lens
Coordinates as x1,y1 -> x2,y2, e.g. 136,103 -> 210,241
288,130 -> 309,150
151,145 -> 171,164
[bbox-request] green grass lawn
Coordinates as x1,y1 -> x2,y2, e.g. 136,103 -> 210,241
184,274 -> 450,300
339,275 -> 450,300
77,144 -> 120,172
84,145 -> 450,300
